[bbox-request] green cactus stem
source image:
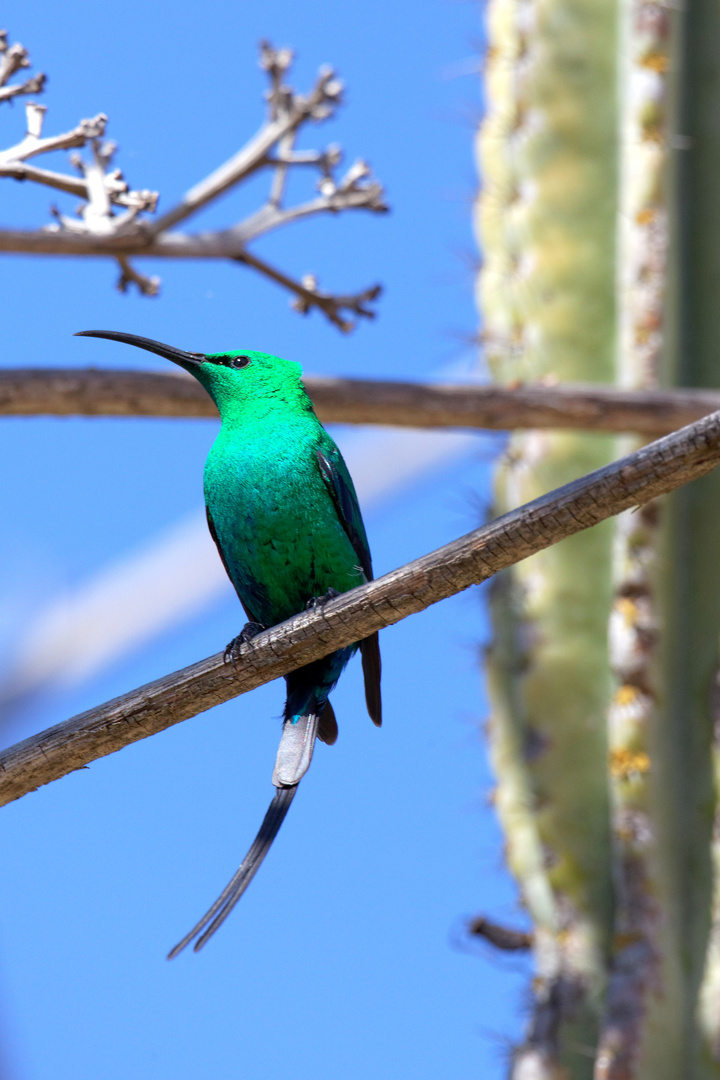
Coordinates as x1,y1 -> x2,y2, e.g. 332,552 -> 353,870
596,4 -> 684,1078
476,0 -> 618,1074
478,0 -> 720,1075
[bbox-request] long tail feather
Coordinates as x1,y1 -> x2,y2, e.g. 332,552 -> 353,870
167,785 -> 297,959
168,710 -> 322,958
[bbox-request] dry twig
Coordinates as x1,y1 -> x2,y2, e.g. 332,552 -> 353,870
466,916 -> 532,952
3,367 -> 720,435
2,407 -> 720,807
0,30 -> 45,103
0,33 -> 386,328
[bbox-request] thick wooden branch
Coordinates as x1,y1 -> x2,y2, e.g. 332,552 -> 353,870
4,367 -> 720,435
3,408 -> 720,807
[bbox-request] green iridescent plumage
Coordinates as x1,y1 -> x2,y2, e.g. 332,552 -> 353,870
200,351 -> 367,627
76,331 -> 382,956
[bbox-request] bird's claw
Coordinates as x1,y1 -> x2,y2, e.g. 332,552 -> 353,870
305,587 -> 341,612
224,622 -> 266,665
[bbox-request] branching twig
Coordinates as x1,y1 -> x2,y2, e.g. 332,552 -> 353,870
4,368 -> 720,435
234,251 -> 382,332
0,30 -> 45,102
3,408 -> 720,807
115,256 -> 160,297
0,33 -> 386,328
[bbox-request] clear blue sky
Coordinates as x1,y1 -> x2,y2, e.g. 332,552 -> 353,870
0,2 -> 532,1077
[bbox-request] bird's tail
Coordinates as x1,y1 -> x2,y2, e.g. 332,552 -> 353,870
272,709 -> 320,786
167,783 -> 297,958
167,709 -> 323,959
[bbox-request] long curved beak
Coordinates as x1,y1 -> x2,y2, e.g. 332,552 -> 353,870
74,330 -> 206,367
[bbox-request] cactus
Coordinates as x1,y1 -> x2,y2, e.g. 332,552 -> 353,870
476,0 -> 720,1075
477,0 -> 617,1074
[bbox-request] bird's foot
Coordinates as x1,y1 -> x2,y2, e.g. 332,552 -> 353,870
305,587 -> 341,612
224,622 -> 267,665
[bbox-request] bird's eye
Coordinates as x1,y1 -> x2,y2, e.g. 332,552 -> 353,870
230,355 -> 251,369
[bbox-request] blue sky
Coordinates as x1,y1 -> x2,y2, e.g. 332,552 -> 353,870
0,2 -> 532,1077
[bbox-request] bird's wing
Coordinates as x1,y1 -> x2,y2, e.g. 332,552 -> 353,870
315,441 -> 373,579
205,506 -> 263,625
206,506 -> 233,578
315,441 -> 382,726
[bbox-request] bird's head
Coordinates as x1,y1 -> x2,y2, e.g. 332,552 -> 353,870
74,331 -> 307,421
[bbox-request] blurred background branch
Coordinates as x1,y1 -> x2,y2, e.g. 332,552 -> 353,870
0,32 -> 387,328
7,367 -> 720,433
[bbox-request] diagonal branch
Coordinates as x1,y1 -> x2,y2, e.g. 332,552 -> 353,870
233,250 -> 381,332
3,407 -> 720,807
4,368 -> 720,435
0,106 -> 108,164
0,160 -> 101,198
144,49 -> 346,236
0,73 -> 45,103
230,178 -> 387,246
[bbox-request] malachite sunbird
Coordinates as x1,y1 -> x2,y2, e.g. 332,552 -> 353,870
76,331 -> 382,957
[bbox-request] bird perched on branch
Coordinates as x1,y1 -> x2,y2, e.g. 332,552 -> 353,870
76,331 -> 382,956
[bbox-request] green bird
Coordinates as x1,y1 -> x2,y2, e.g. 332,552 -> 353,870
76,331 -> 382,956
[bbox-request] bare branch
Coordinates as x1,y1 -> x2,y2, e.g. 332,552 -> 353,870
233,250 -> 381,332
0,102 -> 159,234
4,368 -> 720,435
0,34 -> 28,86
232,174 -> 387,246
115,256 -> 160,297
145,49 -> 346,235
0,31 -> 45,100
0,160 -> 95,198
0,105 -> 108,164
3,408 -> 720,807
0,72 -> 45,103
0,220 -> 374,258
0,158 -> 148,208
466,916 -> 533,951
0,37 -> 386,328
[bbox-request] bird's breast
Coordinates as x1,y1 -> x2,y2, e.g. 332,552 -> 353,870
203,426 -> 363,625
